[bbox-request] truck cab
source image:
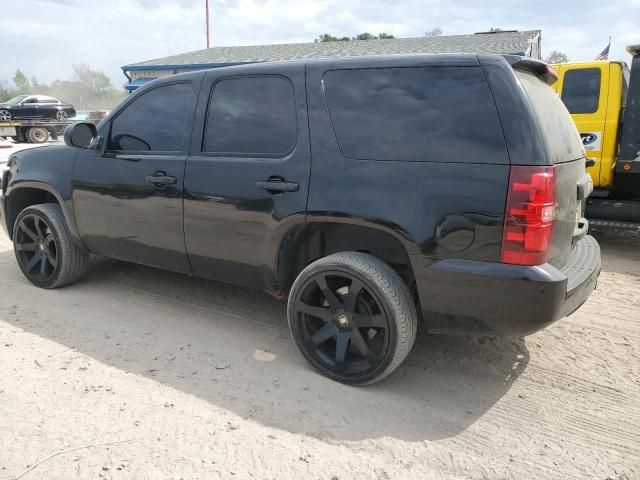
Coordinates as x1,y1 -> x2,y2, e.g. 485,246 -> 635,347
551,60 -> 629,190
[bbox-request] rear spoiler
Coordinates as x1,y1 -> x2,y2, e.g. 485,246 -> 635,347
502,55 -> 559,85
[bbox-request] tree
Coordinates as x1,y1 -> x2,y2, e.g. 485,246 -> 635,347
315,33 -> 350,43
13,69 -> 31,94
425,27 -> 443,37
0,80 -> 12,100
315,32 -> 394,42
354,32 -> 376,41
72,63 -> 113,98
545,51 -> 569,64
31,76 -> 46,92
1,64 -> 125,109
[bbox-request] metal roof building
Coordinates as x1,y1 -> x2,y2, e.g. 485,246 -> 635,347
121,29 -> 541,91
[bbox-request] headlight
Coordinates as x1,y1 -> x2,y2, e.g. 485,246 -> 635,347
7,155 -> 19,168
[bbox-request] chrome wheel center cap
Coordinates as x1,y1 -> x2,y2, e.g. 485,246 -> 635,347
337,314 -> 350,328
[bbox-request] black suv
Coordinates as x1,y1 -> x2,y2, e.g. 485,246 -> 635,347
0,54 -> 601,384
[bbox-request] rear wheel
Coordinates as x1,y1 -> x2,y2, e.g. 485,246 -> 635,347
0,109 -> 11,121
288,252 -> 417,385
27,127 -> 49,144
13,204 -> 88,289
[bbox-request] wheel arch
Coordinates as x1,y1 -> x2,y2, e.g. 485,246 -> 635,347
275,218 -> 418,294
4,183 -> 87,252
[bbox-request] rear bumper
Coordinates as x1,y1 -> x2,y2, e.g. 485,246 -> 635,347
414,235 -> 601,336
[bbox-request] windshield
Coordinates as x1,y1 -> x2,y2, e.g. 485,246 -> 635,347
4,95 -> 28,105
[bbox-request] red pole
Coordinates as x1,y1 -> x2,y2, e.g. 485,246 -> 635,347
205,0 -> 210,48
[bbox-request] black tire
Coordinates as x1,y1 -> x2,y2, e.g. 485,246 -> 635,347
0,109 -> 11,121
288,252 -> 417,385
55,110 -> 68,121
13,203 -> 89,289
27,127 -> 49,144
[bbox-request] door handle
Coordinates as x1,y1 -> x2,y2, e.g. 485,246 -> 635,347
145,172 -> 177,187
257,180 -> 299,193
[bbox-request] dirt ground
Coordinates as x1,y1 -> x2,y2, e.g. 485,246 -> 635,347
0,227 -> 638,480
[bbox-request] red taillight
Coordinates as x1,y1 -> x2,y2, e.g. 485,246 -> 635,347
501,165 -> 557,266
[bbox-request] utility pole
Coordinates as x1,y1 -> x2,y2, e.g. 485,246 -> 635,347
205,0 -> 210,49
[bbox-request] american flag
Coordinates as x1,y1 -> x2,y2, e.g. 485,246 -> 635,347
595,43 -> 610,61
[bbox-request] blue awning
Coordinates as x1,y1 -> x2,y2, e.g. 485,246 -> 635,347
124,77 -> 155,92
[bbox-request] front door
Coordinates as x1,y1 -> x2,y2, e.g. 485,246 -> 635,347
72,80 -> 200,273
184,65 -> 311,289
16,96 -> 38,118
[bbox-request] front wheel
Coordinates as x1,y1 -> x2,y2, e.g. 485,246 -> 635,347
0,109 -> 12,121
13,203 -> 89,289
55,110 -> 68,121
287,252 -> 417,385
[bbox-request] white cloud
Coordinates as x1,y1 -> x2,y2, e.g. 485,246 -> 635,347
0,0 -> 638,89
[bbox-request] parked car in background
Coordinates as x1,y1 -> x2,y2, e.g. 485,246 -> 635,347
0,95 -> 76,122
87,110 -> 108,125
71,111 -> 108,125
0,54 -> 601,385
70,113 -> 89,122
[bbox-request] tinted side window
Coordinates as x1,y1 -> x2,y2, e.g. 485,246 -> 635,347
108,82 -> 193,152
323,67 -> 507,163
561,68 -> 601,114
204,76 -> 296,156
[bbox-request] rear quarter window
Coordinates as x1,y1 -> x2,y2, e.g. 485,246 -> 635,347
323,66 -> 508,164
516,70 -> 585,163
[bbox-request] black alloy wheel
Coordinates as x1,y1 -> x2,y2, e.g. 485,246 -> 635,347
14,213 -> 58,284
12,204 -> 89,289
288,252 -> 417,385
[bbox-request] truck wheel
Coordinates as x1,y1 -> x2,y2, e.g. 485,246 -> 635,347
287,252 -> 417,385
0,109 -> 11,121
13,203 -> 89,289
27,127 -> 49,144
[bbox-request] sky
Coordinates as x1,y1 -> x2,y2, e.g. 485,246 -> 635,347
1,0 -> 639,89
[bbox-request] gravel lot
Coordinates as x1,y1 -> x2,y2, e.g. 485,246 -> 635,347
0,227 -> 638,479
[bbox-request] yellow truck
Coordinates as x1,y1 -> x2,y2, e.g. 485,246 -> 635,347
553,45 -> 640,227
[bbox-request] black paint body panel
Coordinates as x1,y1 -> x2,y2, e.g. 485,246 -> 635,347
0,54 -> 601,337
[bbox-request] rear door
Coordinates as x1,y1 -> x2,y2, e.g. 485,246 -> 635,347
36,96 -> 58,119
556,64 -> 609,186
184,63 -> 311,289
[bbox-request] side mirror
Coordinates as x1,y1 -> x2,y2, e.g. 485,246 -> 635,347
64,122 -> 97,149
